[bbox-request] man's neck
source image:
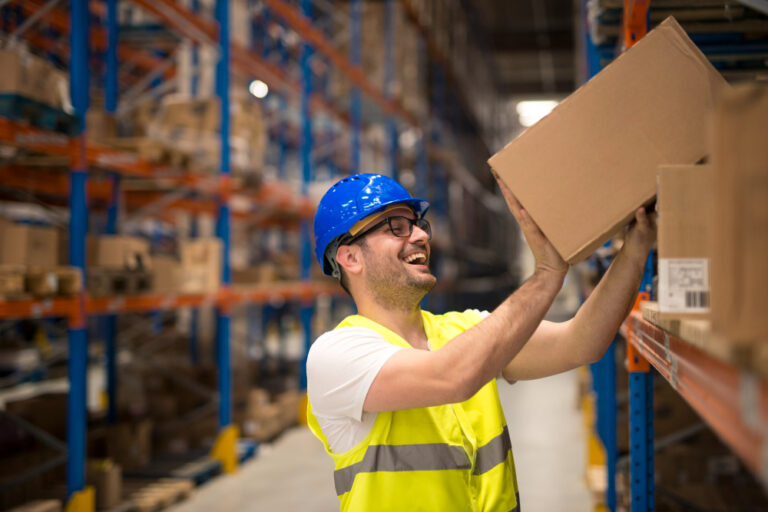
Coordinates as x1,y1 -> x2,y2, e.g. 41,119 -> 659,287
355,299 -> 429,350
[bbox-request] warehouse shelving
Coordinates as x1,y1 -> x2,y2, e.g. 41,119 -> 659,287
580,1 -> 768,510
625,311 -> 768,480
1,0 -> 515,508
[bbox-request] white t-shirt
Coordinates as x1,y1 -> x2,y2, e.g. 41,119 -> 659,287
306,310 -> 490,454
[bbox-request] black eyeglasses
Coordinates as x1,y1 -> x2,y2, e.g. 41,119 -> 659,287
344,216 -> 432,245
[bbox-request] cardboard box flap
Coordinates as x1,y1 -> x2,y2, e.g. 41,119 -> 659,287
489,17 -> 728,264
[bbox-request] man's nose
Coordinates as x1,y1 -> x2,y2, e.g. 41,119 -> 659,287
409,224 -> 429,243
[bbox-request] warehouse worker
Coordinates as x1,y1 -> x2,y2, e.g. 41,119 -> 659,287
306,173 -> 656,511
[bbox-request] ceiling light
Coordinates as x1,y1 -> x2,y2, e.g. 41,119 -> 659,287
249,79 -> 269,99
516,100 -> 558,127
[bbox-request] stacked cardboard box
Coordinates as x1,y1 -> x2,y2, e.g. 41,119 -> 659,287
86,460 -> 122,510
710,83 -> 768,350
489,17 -> 728,264
0,220 -> 59,267
657,164 -> 712,316
0,49 -> 68,109
147,97 -> 266,174
178,238 -> 222,294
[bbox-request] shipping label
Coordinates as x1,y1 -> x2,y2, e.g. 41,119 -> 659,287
658,258 -> 710,313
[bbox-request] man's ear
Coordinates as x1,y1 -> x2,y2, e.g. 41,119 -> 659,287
336,244 -> 363,276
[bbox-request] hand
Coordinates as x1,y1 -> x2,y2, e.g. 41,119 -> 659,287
492,171 -> 568,277
623,206 -> 657,264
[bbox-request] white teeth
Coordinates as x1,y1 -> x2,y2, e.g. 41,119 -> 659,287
404,253 -> 426,264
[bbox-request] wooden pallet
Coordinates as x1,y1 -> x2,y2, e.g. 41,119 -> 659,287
25,266 -> 83,297
0,94 -> 77,135
123,478 -> 193,512
87,268 -> 152,297
102,137 -> 192,169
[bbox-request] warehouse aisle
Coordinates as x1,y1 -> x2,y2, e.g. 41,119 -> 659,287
169,369 -> 591,512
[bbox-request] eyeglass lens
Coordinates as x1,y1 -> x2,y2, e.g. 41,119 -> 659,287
388,217 -> 432,240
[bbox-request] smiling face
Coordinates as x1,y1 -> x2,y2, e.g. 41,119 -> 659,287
337,206 -> 436,310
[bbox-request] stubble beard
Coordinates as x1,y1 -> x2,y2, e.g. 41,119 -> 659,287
362,245 -> 437,311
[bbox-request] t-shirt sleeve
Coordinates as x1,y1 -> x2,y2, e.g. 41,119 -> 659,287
307,327 -> 404,422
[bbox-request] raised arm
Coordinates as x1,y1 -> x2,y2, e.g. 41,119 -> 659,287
502,207 -> 657,382
364,174 -> 568,412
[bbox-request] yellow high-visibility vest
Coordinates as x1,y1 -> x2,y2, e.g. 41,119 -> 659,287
307,310 -> 521,512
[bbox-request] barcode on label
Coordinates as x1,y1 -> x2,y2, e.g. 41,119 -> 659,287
685,291 -> 709,308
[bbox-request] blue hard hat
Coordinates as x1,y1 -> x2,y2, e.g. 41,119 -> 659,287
314,173 -> 430,277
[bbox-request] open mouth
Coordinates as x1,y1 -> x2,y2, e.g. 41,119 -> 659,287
402,252 -> 428,266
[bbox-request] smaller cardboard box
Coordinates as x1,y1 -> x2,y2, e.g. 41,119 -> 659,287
151,255 -> 182,294
710,83 -> 768,346
657,164 -> 712,315
488,17 -> 728,264
86,459 -> 122,510
105,420 -> 152,472
94,236 -> 151,270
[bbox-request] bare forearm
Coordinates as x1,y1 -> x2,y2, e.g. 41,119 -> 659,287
438,270 -> 564,398
569,248 -> 646,363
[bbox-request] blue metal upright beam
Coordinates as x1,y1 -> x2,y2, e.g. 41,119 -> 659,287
104,173 -> 120,424
191,0 -> 200,96
68,0 -> 90,502
384,0 -> 398,180
298,0 -> 314,391
215,0 -> 232,428
349,0 -> 361,172
628,252 -> 656,511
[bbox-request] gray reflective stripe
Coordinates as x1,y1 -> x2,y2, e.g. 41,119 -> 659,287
334,443 -> 471,496
473,425 -> 513,475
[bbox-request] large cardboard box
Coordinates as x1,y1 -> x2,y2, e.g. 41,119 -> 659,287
0,218 -> 28,265
0,221 -> 58,267
488,17 -> 728,264
657,164 -> 712,314
27,226 -> 59,267
710,83 -> 768,346
93,235 -> 151,270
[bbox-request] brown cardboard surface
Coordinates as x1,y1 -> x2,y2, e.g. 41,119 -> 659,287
710,83 -> 768,345
0,219 -> 29,265
94,236 -> 151,270
26,226 -> 59,268
86,460 -> 122,510
488,17 -> 728,264
151,255 -> 182,294
657,164 -> 712,314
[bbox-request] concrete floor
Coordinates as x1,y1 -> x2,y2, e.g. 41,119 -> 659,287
169,369 -> 592,512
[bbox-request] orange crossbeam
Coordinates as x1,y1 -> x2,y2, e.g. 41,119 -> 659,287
627,312 -> 768,479
261,0 -> 417,126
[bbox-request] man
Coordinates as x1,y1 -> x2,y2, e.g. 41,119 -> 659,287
306,173 -> 656,511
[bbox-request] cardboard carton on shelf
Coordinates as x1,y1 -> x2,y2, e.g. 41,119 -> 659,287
488,16 -> 729,264
657,164 -> 712,316
0,48 -> 67,108
86,459 -> 122,510
710,83 -> 768,348
105,420 -> 152,472
0,220 -> 59,267
151,255 -> 183,294
92,235 -> 151,270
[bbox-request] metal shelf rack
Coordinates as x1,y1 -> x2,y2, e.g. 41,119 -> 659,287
0,0 -> 513,509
